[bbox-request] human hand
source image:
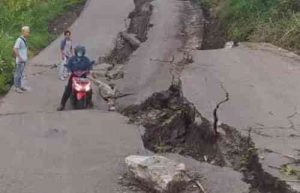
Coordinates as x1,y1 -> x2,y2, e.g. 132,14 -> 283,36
19,57 -> 25,63
91,72 -> 96,79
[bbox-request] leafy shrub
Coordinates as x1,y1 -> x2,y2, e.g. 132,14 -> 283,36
200,0 -> 300,51
0,0 -> 85,94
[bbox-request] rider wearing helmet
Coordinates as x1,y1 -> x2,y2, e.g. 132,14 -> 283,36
57,45 -> 93,111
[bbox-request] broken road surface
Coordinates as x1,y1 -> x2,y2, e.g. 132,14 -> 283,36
1,0 -> 300,192
182,43 -> 300,191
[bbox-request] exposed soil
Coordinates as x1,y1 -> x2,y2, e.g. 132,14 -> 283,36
119,172 -> 200,193
123,84 -> 219,161
102,0 -> 153,65
90,0 -> 154,111
128,0 -> 153,42
123,84 -> 297,193
103,0 -> 299,192
196,0 -> 228,49
201,13 -> 227,49
179,0 -> 204,51
48,1 -> 87,37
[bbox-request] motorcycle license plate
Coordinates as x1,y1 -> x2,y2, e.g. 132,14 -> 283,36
77,92 -> 86,100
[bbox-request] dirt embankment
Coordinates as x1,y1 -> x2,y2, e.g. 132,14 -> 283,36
102,0 -> 153,65
48,1 -> 87,36
112,0 -> 299,193
123,83 -> 297,193
198,1 -> 228,50
198,0 -> 299,53
82,0 -> 300,192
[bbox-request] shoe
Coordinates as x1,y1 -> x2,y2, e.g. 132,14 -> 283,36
108,105 -> 116,111
57,105 -> 65,111
88,101 -> 94,108
15,87 -> 24,94
20,87 -> 28,91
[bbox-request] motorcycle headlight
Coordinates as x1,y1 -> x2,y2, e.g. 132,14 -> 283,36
84,83 -> 91,92
75,85 -> 82,91
74,81 -> 82,91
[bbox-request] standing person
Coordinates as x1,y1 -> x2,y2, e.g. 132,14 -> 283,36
57,46 -> 93,111
59,30 -> 73,80
13,26 -> 30,93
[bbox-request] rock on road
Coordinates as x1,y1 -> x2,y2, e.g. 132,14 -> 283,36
1,0 -> 300,191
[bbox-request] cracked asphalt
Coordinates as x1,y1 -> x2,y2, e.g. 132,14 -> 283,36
0,0 -> 300,191
181,43 -> 300,191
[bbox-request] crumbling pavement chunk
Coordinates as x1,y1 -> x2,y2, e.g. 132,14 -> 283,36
125,155 -> 189,193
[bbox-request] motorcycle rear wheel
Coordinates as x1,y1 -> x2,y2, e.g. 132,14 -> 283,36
75,99 -> 86,109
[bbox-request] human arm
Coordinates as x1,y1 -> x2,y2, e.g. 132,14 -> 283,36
71,42 -> 74,56
60,39 -> 66,60
14,38 -> 24,62
83,57 -> 94,71
66,57 -> 73,72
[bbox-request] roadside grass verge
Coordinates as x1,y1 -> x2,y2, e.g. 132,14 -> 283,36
0,0 -> 85,94
199,0 -> 300,52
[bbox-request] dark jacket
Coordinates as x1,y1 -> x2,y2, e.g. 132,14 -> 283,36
66,56 -> 93,72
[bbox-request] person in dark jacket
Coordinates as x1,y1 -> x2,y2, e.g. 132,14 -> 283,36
57,45 -> 93,111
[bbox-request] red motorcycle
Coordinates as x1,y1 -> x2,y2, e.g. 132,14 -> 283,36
70,70 -> 93,109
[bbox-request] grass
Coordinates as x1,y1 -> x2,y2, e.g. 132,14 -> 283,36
0,0 -> 85,94
199,0 -> 300,52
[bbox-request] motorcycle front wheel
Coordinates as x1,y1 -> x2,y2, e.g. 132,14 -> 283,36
75,99 -> 86,109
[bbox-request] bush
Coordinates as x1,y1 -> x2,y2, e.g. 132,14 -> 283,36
200,0 -> 300,51
0,0 -> 85,94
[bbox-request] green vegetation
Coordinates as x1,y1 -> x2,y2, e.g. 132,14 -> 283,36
280,164 -> 300,179
199,0 -> 300,52
0,0 -> 85,94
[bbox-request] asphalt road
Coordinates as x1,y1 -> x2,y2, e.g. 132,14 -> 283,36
1,0 -> 299,191
117,0 -> 183,108
0,1 -> 146,192
182,43 -> 300,191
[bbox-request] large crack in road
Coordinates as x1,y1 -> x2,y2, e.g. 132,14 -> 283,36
213,84 -> 229,135
0,0 -> 299,192
122,85 -> 297,193
110,0 -> 300,192
102,0 -> 153,65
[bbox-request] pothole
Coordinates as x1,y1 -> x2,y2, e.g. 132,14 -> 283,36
122,83 -> 297,193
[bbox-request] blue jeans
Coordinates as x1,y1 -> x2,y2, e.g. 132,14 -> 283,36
14,62 -> 25,88
59,56 -> 70,78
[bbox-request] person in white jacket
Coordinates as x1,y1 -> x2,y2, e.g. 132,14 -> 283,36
13,26 -> 30,93
59,30 -> 73,80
